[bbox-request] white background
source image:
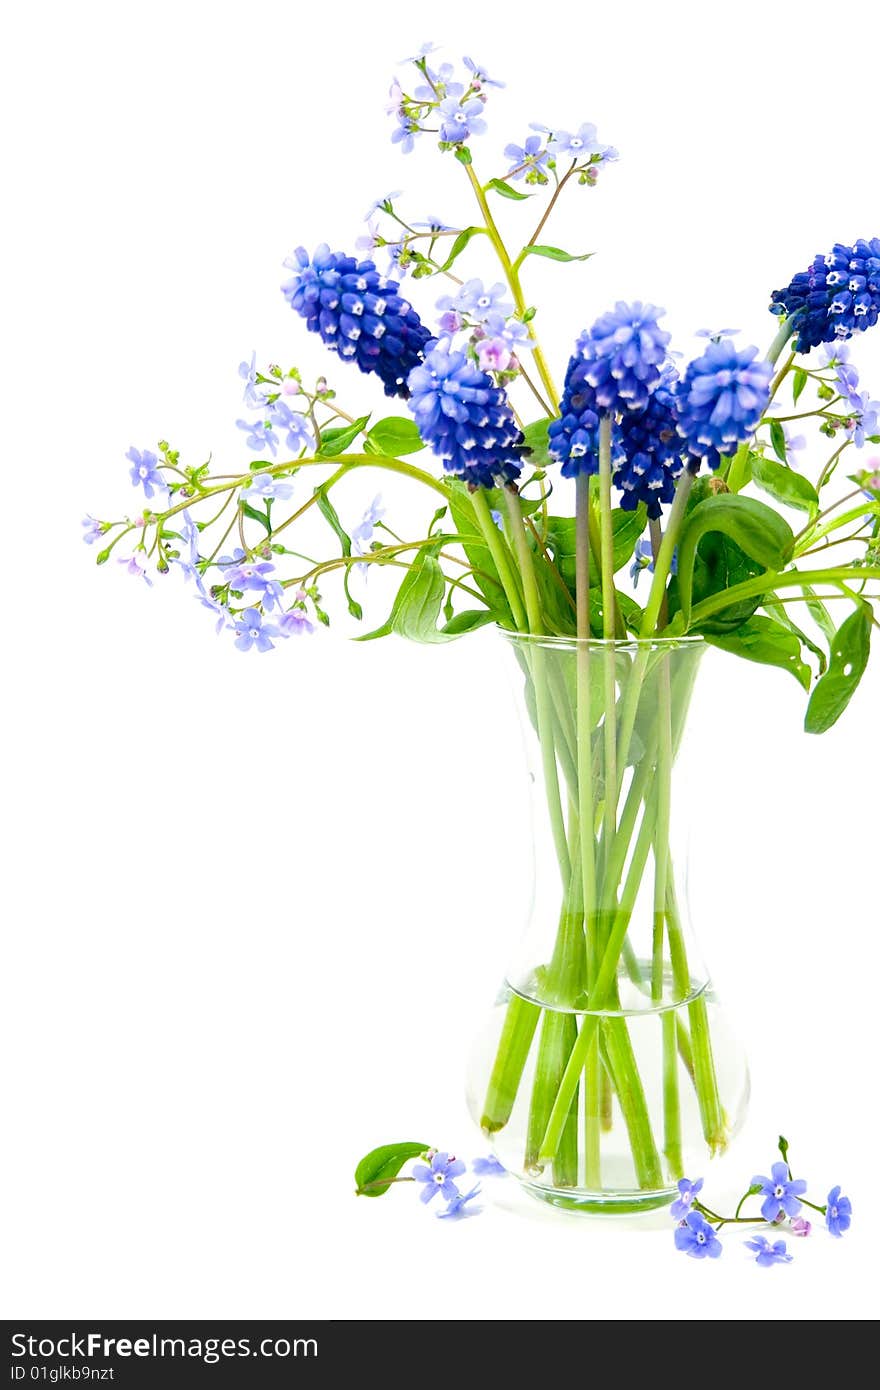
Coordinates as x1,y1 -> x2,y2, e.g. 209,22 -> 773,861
2,0 -> 878,1322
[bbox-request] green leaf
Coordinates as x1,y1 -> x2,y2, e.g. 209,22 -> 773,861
676,495 -> 794,628
484,177 -> 530,201
363,416 -> 426,457
522,418 -> 552,466
769,419 -> 787,463
804,603 -> 872,733
762,592 -> 826,674
357,547 -> 451,642
792,369 -> 808,404
436,225 -> 484,273
454,145 -> 472,166
547,505 -> 647,587
241,501 -> 272,535
518,244 -> 593,264
707,616 -> 811,691
751,454 -> 818,514
317,415 -> 370,458
354,1141 -> 429,1197
441,608 -> 496,635
803,586 -> 837,644
315,489 -> 352,558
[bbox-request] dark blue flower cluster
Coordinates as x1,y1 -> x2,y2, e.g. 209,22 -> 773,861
770,238 -> 880,354
406,339 -> 527,488
281,245 -> 432,397
616,369 -> 685,518
676,339 -> 773,471
547,351 -> 613,479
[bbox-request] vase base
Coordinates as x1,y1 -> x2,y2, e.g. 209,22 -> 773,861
518,1176 -> 676,1215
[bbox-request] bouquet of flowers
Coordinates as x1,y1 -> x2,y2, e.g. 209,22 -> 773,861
86,45 -> 877,1215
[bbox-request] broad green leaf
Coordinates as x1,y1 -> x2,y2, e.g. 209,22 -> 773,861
769,419 -> 787,463
354,1141 -> 429,1197
436,225 -> 484,273
317,415 -> 370,458
484,177 -> 530,201
522,418 -> 552,466
518,243 -> 593,265
707,616 -> 811,691
364,416 -> 425,457
441,608 -> 496,635
241,501 -> 271,534
804,604 -> 872,733
357,547 -> 451,642
751,454 -> 818,514
763,592 -> 826,673
676,495 -> 794,627
792,368 -> 808,404
589,588 -> 643,636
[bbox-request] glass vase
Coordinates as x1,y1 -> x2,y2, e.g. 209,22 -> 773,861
466,634 -> 749,1213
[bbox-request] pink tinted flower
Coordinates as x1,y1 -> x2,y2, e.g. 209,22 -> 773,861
477,337 -> 514,373
790,1217 -> 812,1237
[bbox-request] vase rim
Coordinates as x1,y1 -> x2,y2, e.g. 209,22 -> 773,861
499,629 -> 705,650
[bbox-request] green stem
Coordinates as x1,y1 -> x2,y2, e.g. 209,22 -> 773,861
639,472 -> 694,638
471,488 -> 527,631
597,418 -> 618,885
481,991 -> 542,1133
687,564 -> 880,631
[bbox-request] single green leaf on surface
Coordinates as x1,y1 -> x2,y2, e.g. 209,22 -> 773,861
675,494 -> 795,628
517,244 -> 593,265
750,454 -> 818,514
364,416 -> 426,457
354,1141 -> 430,1197
241,501 -> 272,535
792,369 -> 808,404
484,177 -> 530,201
804,603 -> 872,733
769,419 -> 788,464
317,415 -> 371,458
437,225 -> 484,273
707,615 -> 812,691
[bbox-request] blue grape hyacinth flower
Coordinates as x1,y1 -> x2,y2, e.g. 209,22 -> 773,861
770,238 -> 880,353
281,246 -> 432,398
615,367 -> 685,518
579,302 -> 671,413
676,339 -> 773,471
407,338 -> 526,488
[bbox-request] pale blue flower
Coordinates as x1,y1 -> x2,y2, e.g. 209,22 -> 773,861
352,495 -> 385,548
844,392 -> 880,448
126,447 -> 166,501
411,1151 -> 466,1204
463,56 -> 504,88
399,42 -> 439,63
548,122 -> 605,159
118,551 -> 152,586
745,1236 -> 793,1267
217,548 -> 280,608
364,191 -> 402,219
391,116 -> 420,154
241,474 -> 296,503
674,1211 -> 722,1259
471,1155 -> 506,1177
439,278 -> 513,323
437,1184 -> 482,1219
278,604 -> 315,637
825,1185 -> 852,1237
504,134 -> 550,180
82,515 -> 104,545
438,97 -> 487,144
232,608 -> 278,653
670,1177 -> 704,1220
751,1162 -> 807,1223
238,352 -> 268,409
696,328 -> 740,341
268,401 -> 314,453
236,418 -> 279,456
